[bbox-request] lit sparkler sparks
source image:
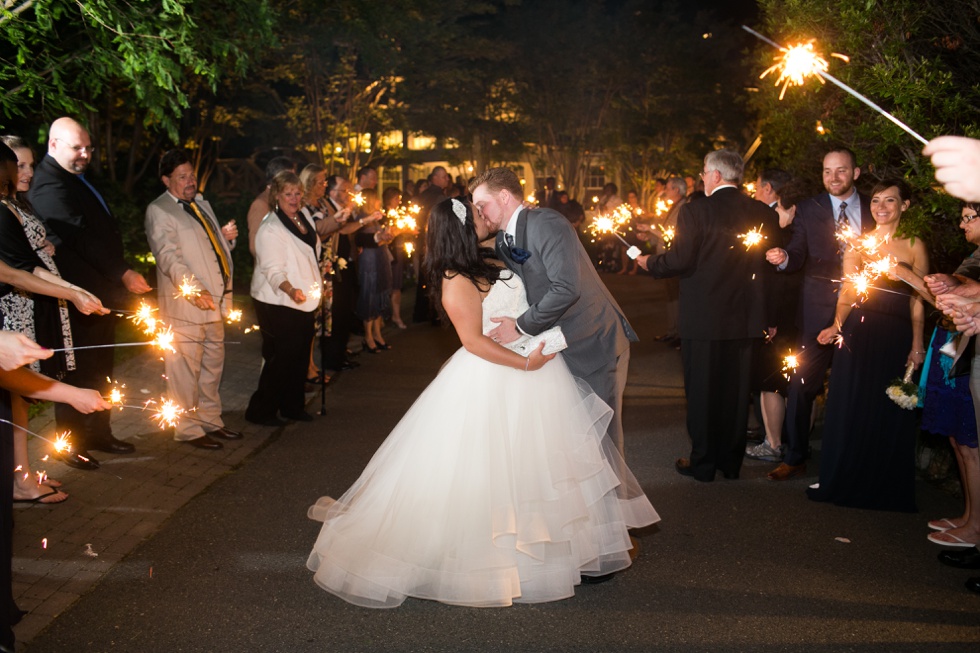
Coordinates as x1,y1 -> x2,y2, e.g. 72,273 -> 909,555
404,242 -> 415,257
53,432 -> 71,453
742,25 -> 929,145
350,192 -> 365,207
760,41 -> 830,100
737,225 -> 766,250
781,352 -> 799,380
226,309 -> 243,324
659,225 -> 675,248
654,198 -> 673,217
309,282 -> 323,302
107,383 -> 125,406
148,398 -> 184,429
244,324 -> 260,334
175,275 -> 201,300
152,326 -> 176,353
129,301 -> 161,336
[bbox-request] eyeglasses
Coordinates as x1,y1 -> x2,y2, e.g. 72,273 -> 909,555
53,138 -> 95,154
961,213 -> 979,224
699,169 -> 715,179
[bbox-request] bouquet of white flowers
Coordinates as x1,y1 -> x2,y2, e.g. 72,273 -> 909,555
885,361 -> 919,410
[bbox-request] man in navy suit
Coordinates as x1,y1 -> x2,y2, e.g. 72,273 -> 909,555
764,148 -> 874,481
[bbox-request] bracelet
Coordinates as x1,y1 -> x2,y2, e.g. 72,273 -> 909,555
524,358 -> 530,372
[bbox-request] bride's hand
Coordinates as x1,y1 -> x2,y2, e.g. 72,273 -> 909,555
525,342 -> 556,371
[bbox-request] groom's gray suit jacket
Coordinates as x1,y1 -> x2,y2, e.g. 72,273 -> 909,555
495,207 -> 637,380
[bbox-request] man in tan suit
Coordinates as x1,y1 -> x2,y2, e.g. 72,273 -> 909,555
145,149 -> 242,449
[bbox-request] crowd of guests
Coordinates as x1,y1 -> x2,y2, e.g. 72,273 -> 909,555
619,144 -> 980,596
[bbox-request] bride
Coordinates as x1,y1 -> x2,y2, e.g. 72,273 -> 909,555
307,197 -> 659,608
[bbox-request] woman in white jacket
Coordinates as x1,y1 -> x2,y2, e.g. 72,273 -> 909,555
245,171 -> 321,425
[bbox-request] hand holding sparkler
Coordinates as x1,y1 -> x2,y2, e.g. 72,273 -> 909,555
923,136 -> 980,203
67,287 -> 109,315
187,289 -> 216,311
221,220 -> 238,241
0,331 -> 52,371
121,269 -> 152,294
765,247 -> 788,266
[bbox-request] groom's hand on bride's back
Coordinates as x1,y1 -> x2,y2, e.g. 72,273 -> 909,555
487,316 -> 520,344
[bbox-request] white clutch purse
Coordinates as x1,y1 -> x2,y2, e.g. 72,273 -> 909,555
507,326 -> 567,357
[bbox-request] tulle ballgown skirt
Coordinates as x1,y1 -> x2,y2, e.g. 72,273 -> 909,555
307,348 -> 659,608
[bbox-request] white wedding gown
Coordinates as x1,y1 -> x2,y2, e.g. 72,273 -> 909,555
307,272 -> 659,608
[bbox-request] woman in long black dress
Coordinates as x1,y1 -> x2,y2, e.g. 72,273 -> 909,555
808,179 -> 928,511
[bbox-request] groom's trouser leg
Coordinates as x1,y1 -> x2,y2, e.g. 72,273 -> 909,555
581,347 -> 631,458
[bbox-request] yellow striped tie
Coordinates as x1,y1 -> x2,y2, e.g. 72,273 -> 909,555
186,200 -> 231,282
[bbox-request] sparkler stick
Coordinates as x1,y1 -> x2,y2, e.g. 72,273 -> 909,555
742,25 -> 929,145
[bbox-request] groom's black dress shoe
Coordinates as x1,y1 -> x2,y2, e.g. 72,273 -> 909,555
581,573 -> 615,585
185,435 -> 223,450
938,547 -> 980,570
207,427 -> 243,440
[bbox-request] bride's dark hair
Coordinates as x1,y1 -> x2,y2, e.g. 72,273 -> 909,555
425,197 -> 502,317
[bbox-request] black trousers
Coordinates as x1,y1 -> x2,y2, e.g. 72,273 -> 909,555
681,338 -> 757,481
323,271 -> 354,371
783,332 -> 835,466
246,300 -> 314,420
55,309 -> 118,449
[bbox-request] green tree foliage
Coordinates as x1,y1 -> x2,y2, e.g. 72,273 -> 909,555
751,0 -> 980,269
0,0 -> 276,138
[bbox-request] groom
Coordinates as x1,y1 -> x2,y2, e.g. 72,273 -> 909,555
471,168 -> 638,454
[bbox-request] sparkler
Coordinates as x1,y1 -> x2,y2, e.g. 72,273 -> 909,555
226,309 -> 243,324
350,192 -> 365,207
149,398 -> 184,429
309,282 -> 323,302
404,242 -> 415,257
175,275 -> 202,300
151,326 -> 176,353
737,225 -> 766,250
743,25 -> 929,145
654,198 -> 673,217
659,225 -> 675,248
781,352 -> 799,380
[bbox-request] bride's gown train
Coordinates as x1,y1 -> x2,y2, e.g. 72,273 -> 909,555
307,273 -> 659,607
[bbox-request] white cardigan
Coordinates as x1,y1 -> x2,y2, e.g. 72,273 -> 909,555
250,211 -> 322,313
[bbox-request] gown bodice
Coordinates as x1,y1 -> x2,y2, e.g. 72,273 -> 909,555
480,272 -> 529,333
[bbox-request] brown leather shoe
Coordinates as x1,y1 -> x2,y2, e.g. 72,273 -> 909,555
767,462 -> 805,481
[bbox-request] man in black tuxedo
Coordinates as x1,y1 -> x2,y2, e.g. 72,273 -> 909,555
28,117 -> 152,469
764,148 -> 874,481
637,149 -> 777,481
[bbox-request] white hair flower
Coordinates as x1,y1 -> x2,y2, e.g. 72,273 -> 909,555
451,198 -> 467,224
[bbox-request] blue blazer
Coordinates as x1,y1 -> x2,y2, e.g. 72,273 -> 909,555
781,192 -> 874,335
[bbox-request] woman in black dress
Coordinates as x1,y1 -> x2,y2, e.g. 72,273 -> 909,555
808,179 -> 928,511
